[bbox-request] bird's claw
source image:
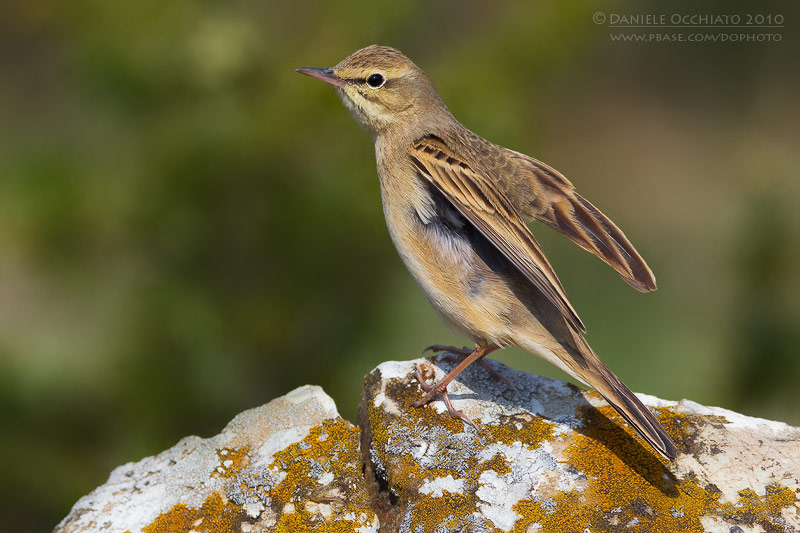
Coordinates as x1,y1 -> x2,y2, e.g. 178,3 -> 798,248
477,360 -> 514,388
411,364 -> 479,430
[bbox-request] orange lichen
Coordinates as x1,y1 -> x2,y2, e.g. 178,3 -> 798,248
268,419 -> 366,506
477,452 -> 512,476
408,491 -> 476,531
481,414 -> 555,447
509,404 -> 798,532
270,504 -> 376,532
367,367 -> 798,532
367,369 -> 564,531
368,387 -> 469,496
142,492 -> 246,533
211,446 -> 250,479
512,499 -> 548,527
718,484 -> 798,529
141,416 -> 375,532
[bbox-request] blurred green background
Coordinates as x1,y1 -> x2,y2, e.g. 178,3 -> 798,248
1,1 -> 798,530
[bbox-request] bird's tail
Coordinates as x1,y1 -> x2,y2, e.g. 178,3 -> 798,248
570,342 -> 678,461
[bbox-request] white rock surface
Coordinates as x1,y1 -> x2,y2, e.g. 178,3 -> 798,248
56,357 -> 800,533
360,356 -> 800,532
56,385 -> 378,533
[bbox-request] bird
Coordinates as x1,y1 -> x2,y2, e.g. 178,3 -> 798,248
297,45 -> 677,461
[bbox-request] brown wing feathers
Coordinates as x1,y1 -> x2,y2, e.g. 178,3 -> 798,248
411,135 -> 658,333
410,138 -> 587,333
514,155 -> 657,292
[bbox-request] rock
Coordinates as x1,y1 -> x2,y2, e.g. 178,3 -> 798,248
360,357 -> 800,532
57,358 -> 800,532
55,385 -> 379,533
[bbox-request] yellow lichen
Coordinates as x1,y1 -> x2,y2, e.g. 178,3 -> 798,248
477,452 -> 512,476
141,416 -> 375,532
718,484 -> 798,529
368,369 -> 562,531
264,417 -> 377,530
273,504 -> 374,533
211,446 -> 250,479
269,419 -> 365,506
509,404 -> 798,532
481,414 -> 555,447
142,492 -> 246,533
370,368 -> 798,532
409,491 -> 476,531
512,499 -> 548,529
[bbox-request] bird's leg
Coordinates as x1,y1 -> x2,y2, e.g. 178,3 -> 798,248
423,344 -> 475,357
423,343 -> 508,385
412,340 -> 500,426
413,363 -> 477,428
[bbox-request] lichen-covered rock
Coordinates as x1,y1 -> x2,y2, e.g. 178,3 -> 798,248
55,385 -> 379,533
56,358 -> 800,532
360,357 -> 800,532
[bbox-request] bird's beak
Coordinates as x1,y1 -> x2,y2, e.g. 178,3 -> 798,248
295,67 -> 346,88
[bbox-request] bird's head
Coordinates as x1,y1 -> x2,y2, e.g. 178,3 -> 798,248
297,45 -> 448,136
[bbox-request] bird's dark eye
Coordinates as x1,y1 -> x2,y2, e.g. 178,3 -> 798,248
366,73 -> 385,88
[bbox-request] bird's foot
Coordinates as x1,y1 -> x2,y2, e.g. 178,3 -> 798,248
411,364 -> 478,429
477,359 -> 513,388
423,344 -> 511,387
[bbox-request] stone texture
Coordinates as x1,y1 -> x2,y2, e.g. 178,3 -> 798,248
56,357 -> 800,532
360,356 -> 800,532
55,385 -> 379,533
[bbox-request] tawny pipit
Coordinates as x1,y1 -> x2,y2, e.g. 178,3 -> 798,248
297,45 -> 677,460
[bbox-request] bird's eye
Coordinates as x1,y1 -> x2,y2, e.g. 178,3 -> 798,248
366,73 -> 385,88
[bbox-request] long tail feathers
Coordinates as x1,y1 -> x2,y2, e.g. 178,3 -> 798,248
578,359 -> 678,461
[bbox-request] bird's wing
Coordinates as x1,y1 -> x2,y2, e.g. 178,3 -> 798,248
505,151 -> 656,292
410,136 -> 586,333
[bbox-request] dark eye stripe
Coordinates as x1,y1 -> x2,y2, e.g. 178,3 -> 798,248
347,77 -> 390,86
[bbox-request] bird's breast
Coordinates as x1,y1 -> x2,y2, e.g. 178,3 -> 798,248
376,164 -> 511,340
